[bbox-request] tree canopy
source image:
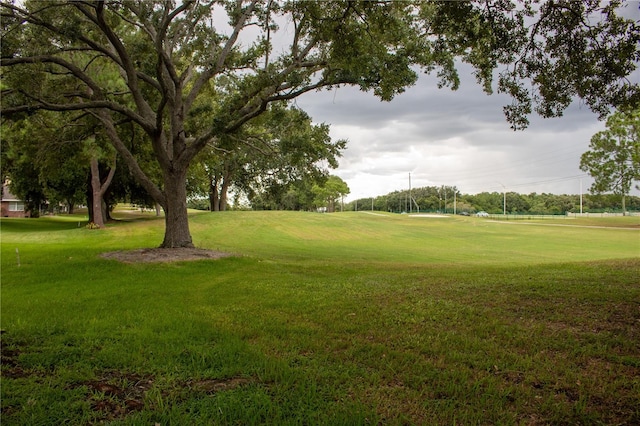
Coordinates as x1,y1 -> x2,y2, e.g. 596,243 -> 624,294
313,175 -> 350,212
188,104 -> 345,211
2,0 -> 638,247
580,108 -> 640,214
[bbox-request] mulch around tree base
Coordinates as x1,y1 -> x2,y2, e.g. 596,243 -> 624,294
100,248 -> 233,263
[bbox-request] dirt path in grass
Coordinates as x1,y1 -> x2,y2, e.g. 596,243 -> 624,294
100,248 -> 233,263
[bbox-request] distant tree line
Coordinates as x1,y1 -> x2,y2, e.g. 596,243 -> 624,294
345,186 -> 640,215
187,182 -> 639,215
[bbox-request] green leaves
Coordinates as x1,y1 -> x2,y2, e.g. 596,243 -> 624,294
3,0 -> 638,137
580,108 -> 640,197
312,175 -> 349,211
500,0 -> 640,126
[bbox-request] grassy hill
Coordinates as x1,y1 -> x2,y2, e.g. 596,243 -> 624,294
1,211 -> 639,424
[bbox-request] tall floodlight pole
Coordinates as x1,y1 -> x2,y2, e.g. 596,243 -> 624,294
444,187 -> 447,214
454,189 -> 457,215
580,179 -> 583,215
409,173 -> 412,214
497,182 -> 506,216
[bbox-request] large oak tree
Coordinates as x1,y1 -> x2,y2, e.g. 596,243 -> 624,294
1,0 -> 638,247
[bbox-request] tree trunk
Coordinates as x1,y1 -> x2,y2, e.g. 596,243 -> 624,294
160,169 -> 194,248
209,176 -> 219,212
219,167 -> 233,211
622,194 -> 626,216
86,182 -> 94,223
89,156 -> 116,228
101,199 -> 109,222
327,198 -> 335,213
90,157 -> 106,228
220,177 -> 230,211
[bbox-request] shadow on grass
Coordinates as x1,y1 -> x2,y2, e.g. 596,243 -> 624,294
0,217 -> 88,233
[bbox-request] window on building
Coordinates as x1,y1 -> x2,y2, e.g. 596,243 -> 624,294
9,201 -> 24,211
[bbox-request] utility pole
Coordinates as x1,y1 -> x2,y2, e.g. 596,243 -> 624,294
454,189 -> 457,215
444,187 -> 447,214
409,172 -> 412,213
497,182 -> 506,216
502,188 -> 506,216
580,179 -> 583,215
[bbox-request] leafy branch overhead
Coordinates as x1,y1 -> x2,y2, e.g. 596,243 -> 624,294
1,0 -> 638,247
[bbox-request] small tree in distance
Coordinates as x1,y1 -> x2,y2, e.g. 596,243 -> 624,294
313,175 -> 349,213
580,109 -> 640,215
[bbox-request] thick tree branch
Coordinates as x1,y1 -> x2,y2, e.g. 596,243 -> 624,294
184,0 -> 258,112
1,98 -> 149,131
97,156 -> 117,198
2,55 -> 103,96
80,1 -> 157,125
93,109 -> 166,208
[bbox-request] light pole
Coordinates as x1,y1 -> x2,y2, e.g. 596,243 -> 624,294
409,173 -> 412,214
580,179 -> 583,215
454,189 -> 457,215
444,187 -> 447,214
503,189 -> 506,216
497,182 -> 506,216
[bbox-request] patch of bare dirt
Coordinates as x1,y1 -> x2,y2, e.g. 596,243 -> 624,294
100,248 -> 233,263
78,372 -> 252,423
81,371 -> 154,422
184,377 -> 251,394
1,344 -> 28,379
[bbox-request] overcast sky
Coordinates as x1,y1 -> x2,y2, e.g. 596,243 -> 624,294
295,60 -> 638,201
290,2 -> 640,202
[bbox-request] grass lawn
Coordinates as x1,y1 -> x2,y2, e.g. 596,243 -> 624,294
1,210 -> 639,425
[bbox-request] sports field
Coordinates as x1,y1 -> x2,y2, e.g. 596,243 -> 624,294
1,210 -> 639,424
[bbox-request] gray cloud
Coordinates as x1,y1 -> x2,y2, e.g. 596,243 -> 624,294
295,59 -> 637,200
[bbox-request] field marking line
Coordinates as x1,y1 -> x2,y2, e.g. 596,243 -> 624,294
358,212 -> 451,218
486,221 -> 640,231
359,211 -> 389,217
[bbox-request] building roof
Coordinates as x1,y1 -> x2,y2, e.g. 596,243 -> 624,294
2,183 -> 22,202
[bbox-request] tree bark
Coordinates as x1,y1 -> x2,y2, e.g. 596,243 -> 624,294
160,168 -> 194,248
90,157 -> 106,228
209,175 -> 219,212
89,156 -> 116,228
218,167 -> 233,211
220,177 -> 230,211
